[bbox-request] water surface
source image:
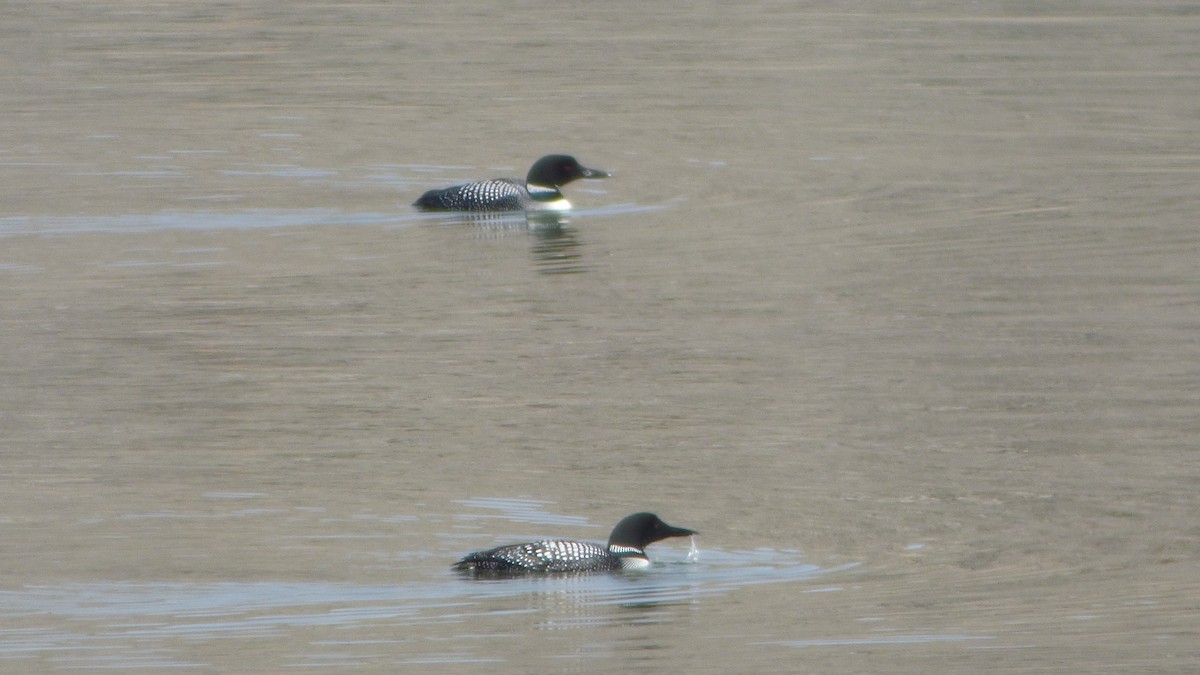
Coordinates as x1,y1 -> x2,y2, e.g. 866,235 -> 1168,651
2,1 -> 1198,671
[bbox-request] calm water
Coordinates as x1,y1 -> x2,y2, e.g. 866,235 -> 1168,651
3,1 -> 1198,672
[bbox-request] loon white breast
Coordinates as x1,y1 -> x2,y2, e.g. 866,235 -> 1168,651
452,512 -> 696,575
413,154 -> 610,212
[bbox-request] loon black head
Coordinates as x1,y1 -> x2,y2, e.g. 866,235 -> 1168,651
526,154 -> 611,190
606,512 -> 696,554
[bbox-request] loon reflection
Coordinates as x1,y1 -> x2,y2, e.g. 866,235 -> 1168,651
429,211 -> 587,275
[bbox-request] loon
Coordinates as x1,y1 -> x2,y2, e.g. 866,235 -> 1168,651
413,154 -> 610,212
452,512 -> 696,574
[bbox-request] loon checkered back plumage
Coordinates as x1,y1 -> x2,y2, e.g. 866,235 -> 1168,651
414,154 -> 610,212
452,512 -> 696,575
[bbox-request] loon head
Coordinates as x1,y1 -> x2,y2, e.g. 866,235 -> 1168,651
525,154 -> 611,190
606,512 -> 696,556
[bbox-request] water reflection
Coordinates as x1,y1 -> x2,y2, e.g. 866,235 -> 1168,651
457,572 -> 698,631
427,210 -> 588,275
0,550 -> 850,646
0,202 -> 675,277
528,215 -> 585,275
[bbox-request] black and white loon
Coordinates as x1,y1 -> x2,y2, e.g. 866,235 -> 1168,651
413,154 -> 610,212
452,512 -> 696,574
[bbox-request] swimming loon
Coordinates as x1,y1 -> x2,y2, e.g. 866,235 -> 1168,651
414,154 -> 610,212
452,512 -> 696,574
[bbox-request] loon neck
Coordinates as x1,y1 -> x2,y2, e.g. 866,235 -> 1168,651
607,544 -> 646,557
527,183 -> 571,211
611,546 -> 652,570
526,183 -> 563,198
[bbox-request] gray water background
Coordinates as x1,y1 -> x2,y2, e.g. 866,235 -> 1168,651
2,1 -> 1198,671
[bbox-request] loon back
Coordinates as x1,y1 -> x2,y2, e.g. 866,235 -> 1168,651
454,540 -> 621,574
413,178 -> 530,212
414,154 -> 610,212
452,512 -> 696,576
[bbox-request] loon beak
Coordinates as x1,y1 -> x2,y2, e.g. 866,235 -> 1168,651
664,524 -> 697,539
580,165 -> 611,179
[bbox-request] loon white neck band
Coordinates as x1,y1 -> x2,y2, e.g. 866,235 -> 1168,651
527,184 -> 570,211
